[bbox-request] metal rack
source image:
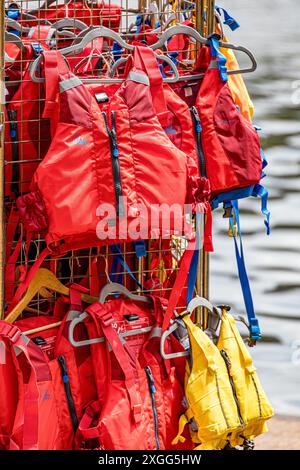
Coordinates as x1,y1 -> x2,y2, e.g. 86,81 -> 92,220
0,0 -> 215,321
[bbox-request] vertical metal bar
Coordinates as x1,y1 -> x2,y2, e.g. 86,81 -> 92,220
0,0 -> 5,319
195,0 -> 214,327
207,0 -> 215,35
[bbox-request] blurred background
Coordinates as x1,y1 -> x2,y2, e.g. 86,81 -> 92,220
211,0 -> 300,441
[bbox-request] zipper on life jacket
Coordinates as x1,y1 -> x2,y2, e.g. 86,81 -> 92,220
57,355 -> 79,433
145,366 -> 160,450
251,375 -> 263,418
7,109 -> 20,197
220,349 -> 245,427
190,106 -> 206,177
102,111 -> 124,217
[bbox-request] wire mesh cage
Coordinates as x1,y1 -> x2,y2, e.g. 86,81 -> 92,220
0,0 -> 216,324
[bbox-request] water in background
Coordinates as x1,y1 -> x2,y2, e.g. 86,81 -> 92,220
215,0 -> 300,416
20,0 -> 300,416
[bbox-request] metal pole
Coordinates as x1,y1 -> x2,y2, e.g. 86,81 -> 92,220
195,0 -> 214,327
0,0 -> 6,319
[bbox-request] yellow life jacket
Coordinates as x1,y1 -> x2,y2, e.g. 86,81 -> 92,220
172,303 -> 274,450
172,314 -> 243,450
220,38 -> 255,123
217,309 -> 274,447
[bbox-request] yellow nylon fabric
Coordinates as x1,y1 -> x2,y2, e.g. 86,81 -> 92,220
217,312 -> 274,446
172,315 -> 242,450
220,38 -> 255,123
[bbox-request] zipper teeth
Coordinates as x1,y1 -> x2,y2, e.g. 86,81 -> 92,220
102,111 -> 123,217
251,375 -> 263,418
215,373 -> 230,430
145,367 -> 160,450
221,350 -> 245,427
190,106 -> 206,177
58,355 -> 79,433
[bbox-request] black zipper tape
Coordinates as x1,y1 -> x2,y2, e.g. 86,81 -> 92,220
145,366 -> 160,450
58,355 -> 79,433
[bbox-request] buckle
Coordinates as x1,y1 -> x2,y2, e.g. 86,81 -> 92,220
101,312 -> 113,327
2,324 -> 22,344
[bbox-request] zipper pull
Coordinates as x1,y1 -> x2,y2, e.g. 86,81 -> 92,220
145,366 -> 156,394
58,355 -> 69,384
8,110 -> 17,138
191,106 -> 202,133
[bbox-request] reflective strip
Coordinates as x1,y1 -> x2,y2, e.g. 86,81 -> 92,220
127,71 -> 150,86
59,77 -> 82,93
150,327 -> 162,339
209,60 -> 219,70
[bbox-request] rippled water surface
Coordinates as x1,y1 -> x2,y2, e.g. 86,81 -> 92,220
214,0 -> 300,416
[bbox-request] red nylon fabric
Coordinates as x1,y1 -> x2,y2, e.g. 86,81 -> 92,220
17,47 -> 193,253
28,1 -> 121,31
75,297 -> 193,450
0,306 -> 85,450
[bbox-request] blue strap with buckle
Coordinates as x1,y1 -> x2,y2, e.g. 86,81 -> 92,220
229,201 -> 261,341
215,6 -> 240,31
187,213 -> 202,304
208,35 -> 228,82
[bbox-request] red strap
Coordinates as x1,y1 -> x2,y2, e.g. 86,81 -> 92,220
203,204 -> 213,253
6,247 -> 50,314
77,401 -> 101,441
162,240 -> 196,331
42,50 -> 69,120
133,46 -> 169,127
5,207 -> 20,262
0,323 -> 39,449
5,236 -> 22,305
28,25 -> 53,48
85,303 -> 142,423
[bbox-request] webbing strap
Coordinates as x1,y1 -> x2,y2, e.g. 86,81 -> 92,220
208,36 -> 228,82
162,239 -> 196,331
229,201 -> 261,341
0,322 -> 39,449
110,244 -> 143,290
215,6 -> 240,31
252,184 -> 271,235
133,46 -> 169,127
187,214 -> 201,304
42,50 -> 69,120
85,303 -> 142,423
6,248 -> 50,316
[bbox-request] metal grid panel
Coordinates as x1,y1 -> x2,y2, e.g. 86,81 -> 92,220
0,0 -> 214,321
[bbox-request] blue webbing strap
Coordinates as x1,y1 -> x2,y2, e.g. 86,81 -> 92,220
215,6 -> 240,31
208,36 -> 228,82
187,213 -> 202,304
252,184 -> 271,235
110,244 -> 143,290
230,201 -> 261,341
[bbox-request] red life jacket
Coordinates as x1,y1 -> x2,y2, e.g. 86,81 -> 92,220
28,1 -> 121,32
16,47 -> 195,254
0,319 -> 79,449
73,297 -> 192,450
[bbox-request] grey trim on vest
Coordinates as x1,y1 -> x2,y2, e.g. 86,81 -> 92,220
209,60 -> 219,69
0,341 -> 6,364
66,310 -> 82,321
150,327 -> 162,339
59,76 -> 82,93
127,71 -> 150,86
